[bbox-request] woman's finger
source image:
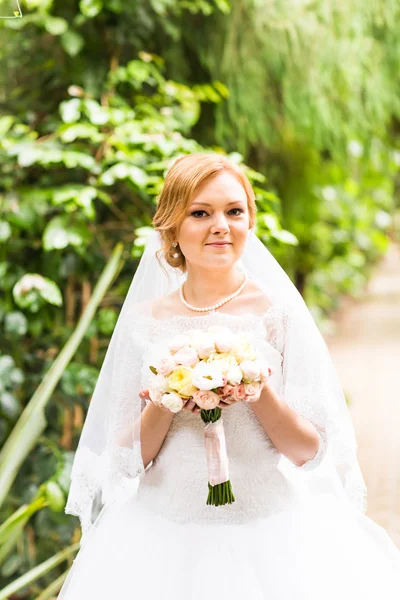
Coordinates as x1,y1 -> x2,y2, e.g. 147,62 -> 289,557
183,399 -> 195,411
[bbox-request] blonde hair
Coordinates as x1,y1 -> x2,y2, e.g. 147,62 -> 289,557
152,153 -> 257,274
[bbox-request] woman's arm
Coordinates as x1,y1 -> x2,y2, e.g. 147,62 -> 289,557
139,401 -> 175,469
249,383 -> 320,467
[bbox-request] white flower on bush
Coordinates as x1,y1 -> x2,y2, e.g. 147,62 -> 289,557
148,373 -> 169,405
15,274 -> 46,294
173,345 -> 199,367
161,392 -> 184,413
188,332 -> 215,359
192,361 -> 225,391
168,333 -> 191,354
226,364 -> 243,386
240,359 -> 261,382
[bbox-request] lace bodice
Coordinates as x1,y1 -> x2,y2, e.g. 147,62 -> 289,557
135,307 -> 326,524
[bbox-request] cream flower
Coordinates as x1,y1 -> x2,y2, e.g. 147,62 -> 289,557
240,359 -> 261,382
192,361 -> 225,391
161,392 -> 184,413
226,364 -> 243,386
168,333 -> 191,354
173,345 -> 199,367
206,352 -> 238,375
148,373 -> 169,405
189,332 -> 216,359
232,335 -> 257,362
211,328 -> 238,352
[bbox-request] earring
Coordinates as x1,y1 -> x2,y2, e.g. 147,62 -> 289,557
171,241 -> 179,258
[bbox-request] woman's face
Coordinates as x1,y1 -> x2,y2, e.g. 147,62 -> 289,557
176,171 -> 251,271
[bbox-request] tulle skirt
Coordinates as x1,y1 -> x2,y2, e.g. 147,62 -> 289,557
58,487 -> 400,600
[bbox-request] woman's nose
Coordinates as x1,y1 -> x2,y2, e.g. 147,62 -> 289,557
210,214 -> 229,233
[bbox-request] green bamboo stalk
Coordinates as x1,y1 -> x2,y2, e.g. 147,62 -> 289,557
0,543 -> 80,600
0,243 -> 124,509
0,497 -> 48,563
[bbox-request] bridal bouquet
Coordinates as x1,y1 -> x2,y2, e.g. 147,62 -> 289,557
146,325 -> 273,506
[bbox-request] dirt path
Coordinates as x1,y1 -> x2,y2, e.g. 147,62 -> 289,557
327,242 -> 400,548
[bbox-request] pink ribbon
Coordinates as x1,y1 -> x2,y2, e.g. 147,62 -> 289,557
204,418 -> 230,486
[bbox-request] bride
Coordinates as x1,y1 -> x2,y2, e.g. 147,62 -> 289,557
58,153 -> 400,599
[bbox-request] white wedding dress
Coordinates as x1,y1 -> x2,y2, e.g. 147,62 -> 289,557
58,308 -> 400,599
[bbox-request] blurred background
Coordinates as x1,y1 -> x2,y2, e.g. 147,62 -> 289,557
0,1 -> 400,597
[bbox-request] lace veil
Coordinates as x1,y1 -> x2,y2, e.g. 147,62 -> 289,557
65,227 -> 367,539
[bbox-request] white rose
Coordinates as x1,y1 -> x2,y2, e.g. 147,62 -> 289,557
192,361 -> 225,391
212,330 -> 237,353
168,333 -> 191,354
226,364 -> 243,386
161,392 -> 184,413
148,373 -> 169,405
173,345 -> 199,367
240,359 -> 261,382
189,333 -> 216,359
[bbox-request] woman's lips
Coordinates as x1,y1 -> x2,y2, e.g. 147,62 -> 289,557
207,243 -> 231,247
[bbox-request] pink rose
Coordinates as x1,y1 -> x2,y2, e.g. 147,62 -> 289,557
173,345 -> 198,367
232,383 -> 246,401
219,384 -> 235,398
244,381 -> 262,403
157,357 -> 176,376
193,389 -> 220,410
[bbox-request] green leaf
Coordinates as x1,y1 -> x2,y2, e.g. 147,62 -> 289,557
43,16 -> 68,36
97,308 -> 118,335
0,393 -> 21,421
0,221 -> 11,242
44,481 -> 65,512
43,215 -> 91,250
13,274 -> 63,311
40,279 -> 63,307
79,0 -> 103,17
1,553 -> 22,578
83,99 -> 109,125
60,98 -> 82,123
100,163 -> 148,188
60,30 -> 85,56
4,311 -> 28,336
270,230 -> 299,245
61,363 -> 99,397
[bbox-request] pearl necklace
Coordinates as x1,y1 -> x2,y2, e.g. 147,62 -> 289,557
179,272 -> 249,313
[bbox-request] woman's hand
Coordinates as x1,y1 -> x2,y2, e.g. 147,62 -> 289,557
181,397 -> 201,415
218,381 -> 267,408
139,388 -> 171,414
139,388 -> 201,415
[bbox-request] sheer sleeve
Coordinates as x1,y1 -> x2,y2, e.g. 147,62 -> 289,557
267,305 -> 329,471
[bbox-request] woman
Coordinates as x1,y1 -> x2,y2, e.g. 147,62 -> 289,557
58,154 -> 400,599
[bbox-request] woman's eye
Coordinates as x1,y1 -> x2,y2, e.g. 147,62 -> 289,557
191,208 -> 244,218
